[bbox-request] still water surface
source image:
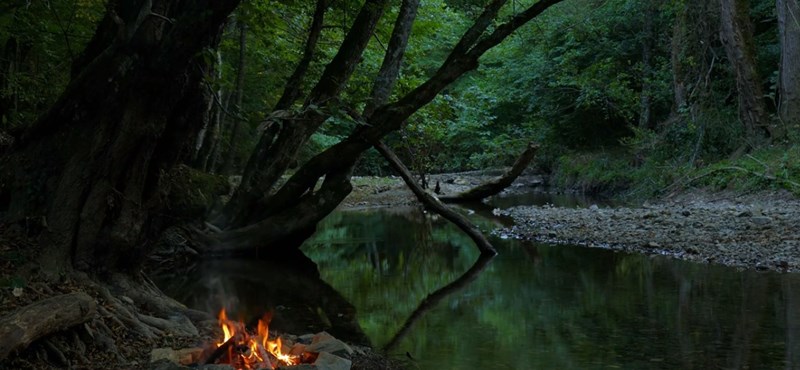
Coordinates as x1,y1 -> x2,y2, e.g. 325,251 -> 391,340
159,194 -> 800,369
301,204 -> 800,369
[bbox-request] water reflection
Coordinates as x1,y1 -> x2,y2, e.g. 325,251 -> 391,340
153,257 -> 370,345
302,208 -> 800,369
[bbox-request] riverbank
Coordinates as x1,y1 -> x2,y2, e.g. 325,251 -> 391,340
342,173 -> 800,273
499,190 -> 800,272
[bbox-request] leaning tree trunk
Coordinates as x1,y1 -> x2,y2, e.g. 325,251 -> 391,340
719,0 -> 773,141
205,0 -> 565,255
777,0 -> 800,132
218,0 -> 388,229
219,22 -> 248,176
1,0 -> 240,274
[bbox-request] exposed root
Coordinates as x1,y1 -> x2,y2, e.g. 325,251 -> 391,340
41,338 -> 68,367
0,270 -> 214,369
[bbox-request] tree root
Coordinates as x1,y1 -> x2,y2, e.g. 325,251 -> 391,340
1,271 -> 208,367
0,292 -> 96,361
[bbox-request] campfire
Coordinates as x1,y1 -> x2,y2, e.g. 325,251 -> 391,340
205,309 -> 304,369
150,308 -> 355,370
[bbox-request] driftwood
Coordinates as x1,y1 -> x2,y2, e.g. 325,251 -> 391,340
439,142 -> 540,202
374,140 -> 497,255
0,292 -> 96,360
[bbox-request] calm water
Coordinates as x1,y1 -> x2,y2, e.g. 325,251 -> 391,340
301,206 -> 800,370
158,198 -> 800,369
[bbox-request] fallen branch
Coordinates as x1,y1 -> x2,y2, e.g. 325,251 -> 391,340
439,143 -> 539,203
0,292 -> 96,361
439,142 -> 540,202
374,140 -> 497,255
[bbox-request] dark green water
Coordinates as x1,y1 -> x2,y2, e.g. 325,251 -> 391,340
301,206 -> 800,370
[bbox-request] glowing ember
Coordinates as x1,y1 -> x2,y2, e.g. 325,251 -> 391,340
211,309 -> 300,369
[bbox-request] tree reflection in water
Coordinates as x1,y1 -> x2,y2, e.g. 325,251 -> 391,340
304,207 -> 800,369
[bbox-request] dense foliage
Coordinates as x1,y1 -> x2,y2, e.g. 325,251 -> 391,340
1,0 -> 798,198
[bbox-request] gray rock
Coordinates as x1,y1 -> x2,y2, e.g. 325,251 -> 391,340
151,348 -> 179,364
200,365 -> 235,370
313,352 -> 352,370
150,359 -> 190,370
750,216 -> 771,225
306,332 -> 353,357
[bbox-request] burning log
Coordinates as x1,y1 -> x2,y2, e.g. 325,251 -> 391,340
199,309 -> 300,369
0,292 -> 96,361
201,335 -> 236,365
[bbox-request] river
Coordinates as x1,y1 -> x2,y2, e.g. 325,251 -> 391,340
159,193 -> 800,369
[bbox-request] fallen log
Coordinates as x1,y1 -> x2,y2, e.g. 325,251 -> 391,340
0,292 -> 96,361
374,140 -> 497,255
439,142 -> 540,202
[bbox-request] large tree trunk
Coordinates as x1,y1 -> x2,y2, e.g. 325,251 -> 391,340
719,0 -> 773,141
777,0 -> 800,132
219,22 -> 248,176
638,0 -> 656,130
205,0 -> 565,254
1,0 -> 239,274
194,50 -> 224,171
218,0 -> 388,228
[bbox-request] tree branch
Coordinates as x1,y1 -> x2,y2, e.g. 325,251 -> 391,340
439,142 -> 540,202
374,140 -> 497,255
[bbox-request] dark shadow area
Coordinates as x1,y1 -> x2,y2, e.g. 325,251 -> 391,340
152,257 -> 370,346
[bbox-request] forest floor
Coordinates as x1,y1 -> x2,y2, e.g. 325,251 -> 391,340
342,171 -> 800,273
0,225 -> 403,370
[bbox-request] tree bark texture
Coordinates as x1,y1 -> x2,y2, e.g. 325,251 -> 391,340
234,0 -> 329,202
363,0 -> 421,117
719,0 -> 772,139
1,0 -> 239,273
220,22 -> 247,176
777,0 -> 800,131
0,292 -> 96,361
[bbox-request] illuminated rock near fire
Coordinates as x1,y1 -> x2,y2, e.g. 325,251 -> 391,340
312,351 -> 352,370
150,347 -> 203,365
305,332 -> 353,358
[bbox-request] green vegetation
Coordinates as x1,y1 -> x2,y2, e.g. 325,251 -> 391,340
2,0 -> 798,200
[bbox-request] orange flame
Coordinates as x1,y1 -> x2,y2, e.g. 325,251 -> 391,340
213,309 -> 300,369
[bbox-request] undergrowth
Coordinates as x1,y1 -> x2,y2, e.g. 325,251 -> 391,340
550,144 -> 800,201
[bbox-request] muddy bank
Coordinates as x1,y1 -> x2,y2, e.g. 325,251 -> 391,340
497,190 -> 800,272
